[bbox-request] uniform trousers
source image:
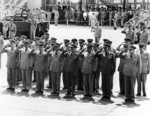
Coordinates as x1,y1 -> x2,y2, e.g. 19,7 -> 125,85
48,71 -> 52,88
119,72 -> 125,93
137,73 -> 147,94
63,71 -> 67,89
2,27 -> 8,38
30,26 -> 36,40
51,72 -> 61,93
110,74 -> 114,93
35,70 -> 44,91
54,17 -> 58,26
16,68 -> 22,82
7,68 -> 16,88
9,31 -> 15,39
83,73 -> 94,96
76,68 -> 84,90
66,72 -> 76,94
125,76 -> 135,99
109,18 -> 112,26
113,19 -> 118,28
21,69 -> 31,90
95,37 -> 100,43
121,18 -> 124,27
93,71 -> 100,91
101,73 -> 111,98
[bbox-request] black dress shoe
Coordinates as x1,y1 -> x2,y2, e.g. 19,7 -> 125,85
21,89 -> 26,92
63,87 -> 67,90
65,93 -> 71,96
72,93 -> 75,96
136,93 -> 141,96
119,92 -> 125,95
25,89 -> 29,92
51,92 -> 56,95
7,87 -> 12,90
84,94 -> 89,97
32,80 -> 36,82
125,99 -> 130,102
143,93 -> 147,96
130,99 -> 135,103
47,86 -> 52,89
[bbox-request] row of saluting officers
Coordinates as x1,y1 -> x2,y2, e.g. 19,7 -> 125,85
1,34 -> 150,103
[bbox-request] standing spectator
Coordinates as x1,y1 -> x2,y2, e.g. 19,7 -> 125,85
90,13 -> 97,32
30,17 -> 37,40
113,11 -> 118,30
53,8 -> 59,26
0,32 -> 4,69
47,9 -> 51,25
97,9 -> 102,26
109,9 -> 113,26
83,10 -> 88,26
76,10 -> 81,26
88,9 -> 93,26
65,8 -> 69,25
2,19 -> 9,39
94,23 -> 102,43
8,19 -> 17,39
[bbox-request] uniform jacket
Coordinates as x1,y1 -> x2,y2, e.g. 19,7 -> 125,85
20,48 -> 32,70
81,51 -> 95,74
6,50 -> 17,69
139,30 -> 148,44
34,52 -> 47,72
123,52 -> 141,77
97,50 -> 116,75
49,51 -> 63,73
62,51 -> 78,73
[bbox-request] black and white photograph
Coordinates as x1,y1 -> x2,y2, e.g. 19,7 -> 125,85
0,0 -> 150,116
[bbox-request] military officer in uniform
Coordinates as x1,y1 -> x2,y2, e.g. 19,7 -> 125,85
8,19 -> 17,40
93,43 -> 100,93
116,42 -> 129,95
49,43 -> 62,95
63,44 -> 78,96
32,41 -> 47,94
81,43 -> 95,98
16,40 -> 32,92
60,39 -> 70,90
96,42 -> 116,100
137,43 -> 150,96
76,39 -> 85,91
2,39 -> 17,91
121,45 -> 141,103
